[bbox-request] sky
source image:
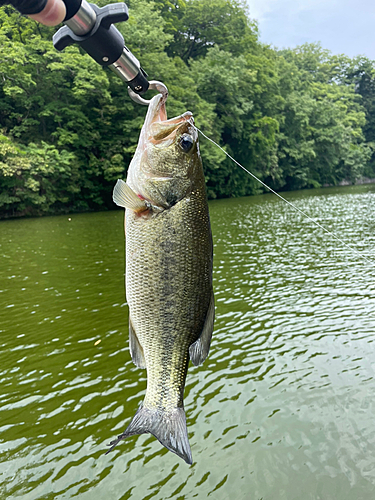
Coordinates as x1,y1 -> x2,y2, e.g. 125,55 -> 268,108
246,0 -> 375,60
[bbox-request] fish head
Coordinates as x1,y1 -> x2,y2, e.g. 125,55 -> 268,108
127,94 -> 202,209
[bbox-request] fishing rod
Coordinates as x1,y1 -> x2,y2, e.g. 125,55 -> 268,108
53,0 -> 167,103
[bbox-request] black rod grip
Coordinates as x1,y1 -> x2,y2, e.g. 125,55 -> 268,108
5,0 -> 47,15
54,4 -> 129,66
61,0 -> 82,20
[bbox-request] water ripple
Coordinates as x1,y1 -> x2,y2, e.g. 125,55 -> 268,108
1,186 -> 375,499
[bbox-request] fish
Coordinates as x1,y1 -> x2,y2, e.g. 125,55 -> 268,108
107,93 -> 214,465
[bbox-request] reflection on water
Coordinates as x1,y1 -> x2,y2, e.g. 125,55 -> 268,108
1,184 -> 375,500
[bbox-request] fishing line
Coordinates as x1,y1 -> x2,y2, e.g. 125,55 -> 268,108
191,121 -> 374,266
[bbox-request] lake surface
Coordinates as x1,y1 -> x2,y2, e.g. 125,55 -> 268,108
1,184 -> 375,500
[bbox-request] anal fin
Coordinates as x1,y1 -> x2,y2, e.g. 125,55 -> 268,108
189,292 -> 215,366
129,318 -> 146,369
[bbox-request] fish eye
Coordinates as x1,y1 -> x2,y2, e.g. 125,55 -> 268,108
179,134 -> 194,153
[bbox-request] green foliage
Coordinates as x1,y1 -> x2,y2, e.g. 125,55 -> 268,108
0,1 -> 373,218
275,45 -> 370,190
155,0 -> 258,62
0,132 -> 77,216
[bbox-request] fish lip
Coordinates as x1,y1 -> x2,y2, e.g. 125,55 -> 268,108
144,94 -> 194,144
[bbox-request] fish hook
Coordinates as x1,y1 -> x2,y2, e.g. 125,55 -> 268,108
128,81 -> 168,106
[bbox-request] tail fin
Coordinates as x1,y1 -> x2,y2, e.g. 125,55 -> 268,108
106,405 -> 193,465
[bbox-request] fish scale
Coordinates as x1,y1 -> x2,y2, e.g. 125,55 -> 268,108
127,192 -> 211,410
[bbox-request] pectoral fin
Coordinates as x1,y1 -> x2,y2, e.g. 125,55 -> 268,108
129,318 -> 146,369
113,179 -> 148,213
189,292 -> 215,366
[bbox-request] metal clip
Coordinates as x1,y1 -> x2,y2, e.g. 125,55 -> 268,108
128,81 -> 168,105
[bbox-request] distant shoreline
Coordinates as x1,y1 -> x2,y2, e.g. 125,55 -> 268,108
1,181 -> 374,220
324,177 -> 375,187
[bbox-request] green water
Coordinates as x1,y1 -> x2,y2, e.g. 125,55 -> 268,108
1,184 -> 375,500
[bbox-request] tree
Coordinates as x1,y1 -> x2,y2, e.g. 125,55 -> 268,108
0,2 -> 373,218
157,0 -> 258,62
275,45 -> 370,189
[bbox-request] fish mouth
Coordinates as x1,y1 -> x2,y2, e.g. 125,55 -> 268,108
143,94 -> 193,146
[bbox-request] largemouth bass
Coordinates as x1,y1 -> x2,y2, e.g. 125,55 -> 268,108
107,94 -> 214,464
